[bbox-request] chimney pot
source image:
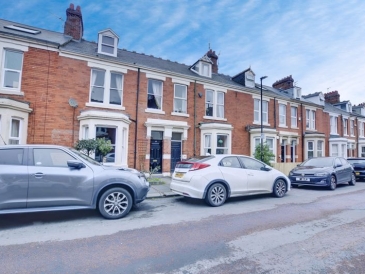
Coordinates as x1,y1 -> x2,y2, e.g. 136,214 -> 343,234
64,3 -> 84,41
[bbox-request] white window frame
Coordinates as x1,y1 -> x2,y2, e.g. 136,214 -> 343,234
291,106 -> 297,128
343,118 -> 348,136
200,124 -> 233,156
9,117 -> 21,144
279,104 -> 286,126
204,89 -> 225,120
306,109 -> 316,130
97,32 -> 118,57
2,49 -> 24,91
203,134 -> 212,155
216,134 -> 229,154
332,144 -> 338,156
87,64 -> 126,110
307,141 -> 314,158
89,69 -> 124,107
78,110 -> 130,167
330,116 -> 338,134
317,140 -> 323,157
173,84 -> 187,113
359,121 -> 364,137
350,119 -> 355,136
253,98 -> 269,124
147,79 -> 163,111
191,61 -> 212,78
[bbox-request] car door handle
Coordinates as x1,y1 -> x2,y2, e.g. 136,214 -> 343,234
34,172 -> 44,178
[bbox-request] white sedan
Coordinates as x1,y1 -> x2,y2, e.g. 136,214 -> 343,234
170,154 -> 290,206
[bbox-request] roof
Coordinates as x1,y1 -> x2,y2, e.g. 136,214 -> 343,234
0,18 -> 71,46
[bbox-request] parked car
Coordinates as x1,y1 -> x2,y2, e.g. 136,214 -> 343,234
170,154 -> 290,207
289,157 -> 356,190
347,157 -> 365,181
105,152 -> 115,162
0,145 -> 149,219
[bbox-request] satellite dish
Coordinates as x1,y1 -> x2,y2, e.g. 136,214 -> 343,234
68,98 -> 78,108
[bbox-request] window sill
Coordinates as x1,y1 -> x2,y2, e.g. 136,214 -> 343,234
279,124 -> 288,128
0,89 -> 24,96
291,126 -> 299,129
203,116 -> 227,121
253,121 -> 271,126
171,112 -> 189,117
86,102 -> 125,110
145,108 -> 165,114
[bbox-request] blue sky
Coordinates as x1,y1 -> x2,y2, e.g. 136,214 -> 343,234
1,0 -> 365,104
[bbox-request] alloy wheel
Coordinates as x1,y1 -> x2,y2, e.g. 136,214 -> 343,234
104,191 -> 129,216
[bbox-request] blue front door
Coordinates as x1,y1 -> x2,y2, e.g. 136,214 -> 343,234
171,141 -> 181,172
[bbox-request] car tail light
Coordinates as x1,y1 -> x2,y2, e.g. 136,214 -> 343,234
189,163 -> 210,171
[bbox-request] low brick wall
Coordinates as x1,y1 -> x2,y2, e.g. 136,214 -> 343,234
272,162 -> 300,176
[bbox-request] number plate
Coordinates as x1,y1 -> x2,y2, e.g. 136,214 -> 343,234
356,172 -> 360,175
175,172 -> 184,178
296,177 -> 310,182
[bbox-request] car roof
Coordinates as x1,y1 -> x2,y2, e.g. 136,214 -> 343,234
0,144 -> 68,149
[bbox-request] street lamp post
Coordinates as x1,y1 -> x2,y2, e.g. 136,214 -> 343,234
260,76 -> 268,162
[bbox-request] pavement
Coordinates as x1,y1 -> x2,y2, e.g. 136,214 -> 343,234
146,176 -> 176,198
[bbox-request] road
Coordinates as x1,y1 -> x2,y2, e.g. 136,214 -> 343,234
1,183 -> 365,273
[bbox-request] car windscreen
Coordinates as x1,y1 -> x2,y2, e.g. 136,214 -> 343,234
70,148 -> 102,165
302,158 -> 334,167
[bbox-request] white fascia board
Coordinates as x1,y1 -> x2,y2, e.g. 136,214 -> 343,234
87,61 -> 128,73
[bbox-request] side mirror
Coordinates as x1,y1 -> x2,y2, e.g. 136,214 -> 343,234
335,164 -> 342,168
67,160 -> 85,169
261,165 -> 272,171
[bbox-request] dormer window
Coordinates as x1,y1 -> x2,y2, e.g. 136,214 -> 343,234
97,29 -> 119,57
190,55 -> 212,78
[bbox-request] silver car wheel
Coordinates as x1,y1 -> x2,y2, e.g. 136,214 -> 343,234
205,183 -> 227,207
98,187 -> 133,219
104,192 -> 128,216
273,179 -> 287,198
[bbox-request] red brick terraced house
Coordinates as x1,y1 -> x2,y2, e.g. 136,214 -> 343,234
1,4 -> 365,175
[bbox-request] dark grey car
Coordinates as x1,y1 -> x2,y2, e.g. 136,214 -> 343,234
0,145 -> 149,219
289,156 -> 356,190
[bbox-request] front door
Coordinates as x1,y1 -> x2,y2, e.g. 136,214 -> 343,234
171,141 -> 181,172
150,140 -> 162,173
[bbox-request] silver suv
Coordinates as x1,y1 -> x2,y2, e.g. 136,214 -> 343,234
0,145 -> 149,219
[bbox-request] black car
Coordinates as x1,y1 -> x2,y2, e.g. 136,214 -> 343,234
347,158 -> 365,181
289,157 -> 356,190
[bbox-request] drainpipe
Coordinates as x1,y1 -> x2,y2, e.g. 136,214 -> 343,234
193,80 -> 197,157
273,98 -> 277,129
133,68 -> 140,169
301,103 -> 305,161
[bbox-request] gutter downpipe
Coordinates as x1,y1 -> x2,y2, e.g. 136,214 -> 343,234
193,80 -> 197,157
134,68 -> 140,169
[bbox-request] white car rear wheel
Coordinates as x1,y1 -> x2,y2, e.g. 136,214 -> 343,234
205,183 -> 227,207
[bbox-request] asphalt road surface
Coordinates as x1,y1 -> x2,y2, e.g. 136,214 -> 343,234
1,183 -> 365,274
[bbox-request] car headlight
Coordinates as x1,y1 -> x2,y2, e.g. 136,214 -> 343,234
314,172 -> 329,177
289,171 -> 294,176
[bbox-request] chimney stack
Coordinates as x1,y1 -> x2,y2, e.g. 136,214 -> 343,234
206,49 -> 218,73
324,91 -> 340,104
272,75 -> 294,90
64,3 -> 83,40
